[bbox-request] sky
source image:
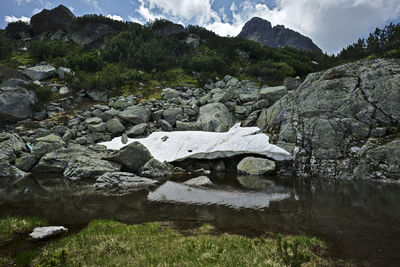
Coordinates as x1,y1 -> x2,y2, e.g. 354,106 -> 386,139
1,0 -> 400,54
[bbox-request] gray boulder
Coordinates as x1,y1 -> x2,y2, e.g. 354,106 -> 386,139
260,86 -> 288,104
162,107 -> 183,126
283,77 -> 301,91
35,134 -> 65,146
162,88 -> 181,100
23,65 -> 57,81
32,144 -> 119,177
15,154 -> 38,172
0,163 -> 29,178
140,159 -> 173,178
106,142 -> 153,173
126,123 -> 147,137
237,157 -> 276,175
32,141 -> 63,159
0,86 -> 38,122
197,102 -> 233,132
63,156 -> 121,180
106,118 -> 125,134
119,106 -> 151,124
0,133 -> 26,163
257,59 -> 400,180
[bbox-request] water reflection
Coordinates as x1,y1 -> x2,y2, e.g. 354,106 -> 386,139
148,181 -> 293,210
0,174 -> 400,265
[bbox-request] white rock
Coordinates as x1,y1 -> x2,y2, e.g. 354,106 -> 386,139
99,123 -> 291,162
23,65 -> 57,81
29,226 -> 68,240
59,86 -> 70,95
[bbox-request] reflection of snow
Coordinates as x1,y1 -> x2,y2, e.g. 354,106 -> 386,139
148,181 -> 292,210
100,123 -> 291,162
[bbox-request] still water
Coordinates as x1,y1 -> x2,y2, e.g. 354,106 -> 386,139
1,173 -> 399,266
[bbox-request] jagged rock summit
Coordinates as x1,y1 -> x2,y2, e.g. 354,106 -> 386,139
238,17 -> 322,53
30,5 -> 76,34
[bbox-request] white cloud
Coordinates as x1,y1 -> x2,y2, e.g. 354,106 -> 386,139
137,0 -> 220,24
134,0 -> 400,53
106,14 -> 124,21
5,15 -> 30,24
14,0 -> 33,5
128,16 -> 142,24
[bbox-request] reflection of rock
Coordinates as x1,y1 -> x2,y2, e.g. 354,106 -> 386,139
29,226 -> 68,241
94,172 -> 158,195
148,181 -> 291,210
184,176 -> 212,187
237,175 -> 275,191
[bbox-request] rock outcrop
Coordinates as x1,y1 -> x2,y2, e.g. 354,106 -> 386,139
238,17 -> 322,53
257,58 -> 400,180
0,86 -> 38,122
30,5 -> 76,34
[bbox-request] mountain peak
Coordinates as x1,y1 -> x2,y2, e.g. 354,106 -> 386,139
238,17 -> 322,53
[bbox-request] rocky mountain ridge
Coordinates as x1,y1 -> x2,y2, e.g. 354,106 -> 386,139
238,17 -> 322,53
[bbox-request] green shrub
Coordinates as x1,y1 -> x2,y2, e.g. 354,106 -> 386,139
29,40 -> 78,62
0,31 -> 15,60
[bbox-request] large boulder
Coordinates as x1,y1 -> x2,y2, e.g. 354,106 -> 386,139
197,102 -> 233,132
0,133 -> 27,163
0,163 -> 29,179
0,86 -> 38,122
119,106 -> 151,124
0,66 -> 30,83
257,58 -> 400,180
237,157 -> 276,176
23,65 -> 57,81
106,142 -> 153,173
260,86 -> 288,105
140,159 -> 173,178
30,5 -> 76,34
32,144 -> 120,178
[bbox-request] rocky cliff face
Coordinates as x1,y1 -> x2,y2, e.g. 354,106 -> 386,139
257,58 -> 400,180
30,5 -> 76,34
238,17 -> 322,53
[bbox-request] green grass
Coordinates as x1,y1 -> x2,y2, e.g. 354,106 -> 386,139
0,216 -> 46,241
28,220 -> 349,267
